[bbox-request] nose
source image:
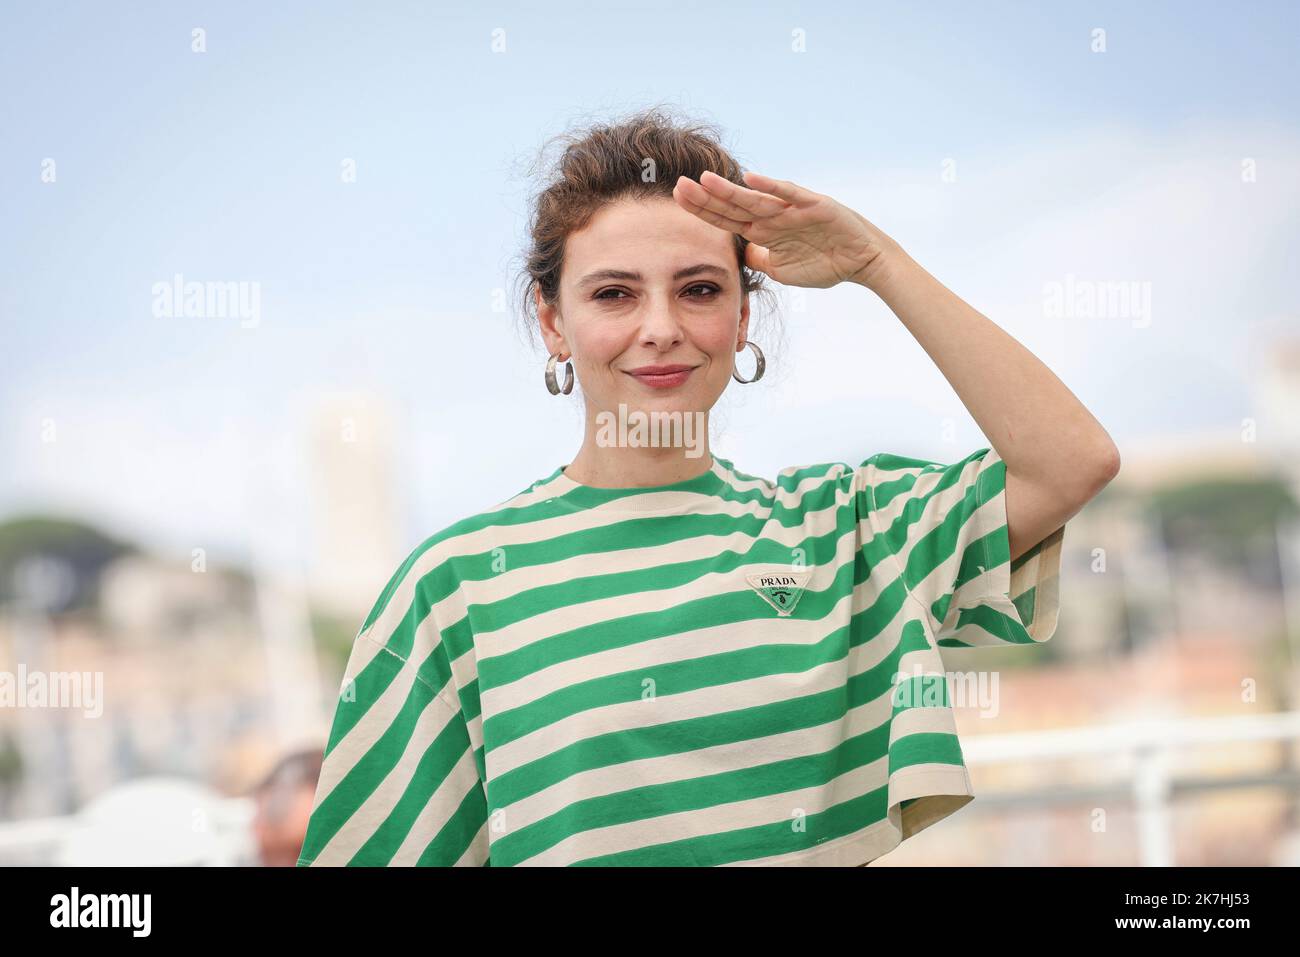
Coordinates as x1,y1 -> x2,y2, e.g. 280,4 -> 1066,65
637,291 -> 686,350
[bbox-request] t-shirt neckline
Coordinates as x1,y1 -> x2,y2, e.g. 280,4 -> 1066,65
542,453 -> 728,514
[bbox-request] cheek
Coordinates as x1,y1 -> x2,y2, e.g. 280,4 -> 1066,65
696,322 -> 740,358
570,323 -> 628,366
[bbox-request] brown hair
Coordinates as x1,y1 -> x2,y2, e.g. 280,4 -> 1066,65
511,104 -> 780,350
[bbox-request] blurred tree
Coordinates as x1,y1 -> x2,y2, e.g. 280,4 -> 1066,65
0,516 -> 136,613
1147,477 -> 1299,579
308,608 -> 359,675
0,731 -> 22,801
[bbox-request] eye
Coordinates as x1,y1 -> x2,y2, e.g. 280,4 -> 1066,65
593,284 -> 720,301
684,283 -> 720,298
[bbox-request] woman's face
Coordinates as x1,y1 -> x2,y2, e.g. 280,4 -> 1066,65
538,195 -> 750,424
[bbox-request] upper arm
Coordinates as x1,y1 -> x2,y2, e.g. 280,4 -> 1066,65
1004,466 -> 1069,564
1004,445 -> 1115,562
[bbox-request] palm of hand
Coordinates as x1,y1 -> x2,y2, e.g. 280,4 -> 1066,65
673,170 -> 886,289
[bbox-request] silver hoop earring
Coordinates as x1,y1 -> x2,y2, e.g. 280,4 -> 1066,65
731,340 -> 766,384
545,352 -> 574,395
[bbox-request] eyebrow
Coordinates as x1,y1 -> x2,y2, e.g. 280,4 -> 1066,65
575,263 -> 731,289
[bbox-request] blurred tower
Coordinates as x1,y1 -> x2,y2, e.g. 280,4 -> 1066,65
306,394 -> 404,623
1255,335 -> 1300,497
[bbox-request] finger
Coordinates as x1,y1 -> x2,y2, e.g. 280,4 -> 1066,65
745,242 -> 771,276
741,170 -> 819,207
697,169 -> 792,219
673,177 -> 752,235
674,174 -> 757,225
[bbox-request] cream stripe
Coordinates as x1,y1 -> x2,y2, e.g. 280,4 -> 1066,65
914,492 -> 1007,615
720,761 -> 973,866
310,635 -> 409,807
389,733 -> 484,865
455,821 -> 491,867
310,688 -> 456,865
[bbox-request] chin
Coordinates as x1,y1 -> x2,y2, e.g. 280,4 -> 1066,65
632,395 -> 703,413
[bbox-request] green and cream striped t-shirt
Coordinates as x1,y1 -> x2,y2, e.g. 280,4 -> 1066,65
297,445 -> 1064,867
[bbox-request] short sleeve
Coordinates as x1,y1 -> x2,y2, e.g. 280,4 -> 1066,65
862,445 -> 1064,650
297,625 -> 490,866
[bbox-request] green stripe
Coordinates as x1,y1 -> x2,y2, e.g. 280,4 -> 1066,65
352,694 -> 480,865
301,650 -> 436,861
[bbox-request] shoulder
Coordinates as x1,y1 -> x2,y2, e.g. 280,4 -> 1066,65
864,447 -> 1001,505
866,446 -> 997,475
716,455 -> 856,490
714,456 -> 867,518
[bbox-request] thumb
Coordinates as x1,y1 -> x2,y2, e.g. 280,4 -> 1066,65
745,242 -> 771,276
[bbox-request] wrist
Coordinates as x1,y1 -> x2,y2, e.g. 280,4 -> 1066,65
850,237 -> 911,294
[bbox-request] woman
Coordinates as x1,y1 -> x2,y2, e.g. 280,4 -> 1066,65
297,109 -> 1119,867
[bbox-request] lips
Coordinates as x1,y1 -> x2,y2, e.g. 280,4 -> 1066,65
625,365 -> 696,389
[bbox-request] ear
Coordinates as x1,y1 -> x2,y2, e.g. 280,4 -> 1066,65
536,286 -> 568,359
737,291 -> 751,348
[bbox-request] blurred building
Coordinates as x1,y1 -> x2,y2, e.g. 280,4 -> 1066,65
0,394 -> 410,850
0,549 -> 269,820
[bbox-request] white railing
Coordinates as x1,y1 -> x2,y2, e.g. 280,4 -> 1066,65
959,710 -> 1300,866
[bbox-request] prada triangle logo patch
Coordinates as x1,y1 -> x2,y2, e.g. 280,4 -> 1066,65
745,568 -> 813,617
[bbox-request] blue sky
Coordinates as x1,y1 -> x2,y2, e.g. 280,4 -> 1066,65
2,1 -> 1298,579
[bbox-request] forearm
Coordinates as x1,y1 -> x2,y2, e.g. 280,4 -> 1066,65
858,246 -> 1119,499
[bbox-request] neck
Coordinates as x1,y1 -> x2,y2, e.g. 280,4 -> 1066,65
564,406 -> 712,488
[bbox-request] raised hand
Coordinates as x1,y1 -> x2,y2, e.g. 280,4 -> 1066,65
672,170 -> 900,290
